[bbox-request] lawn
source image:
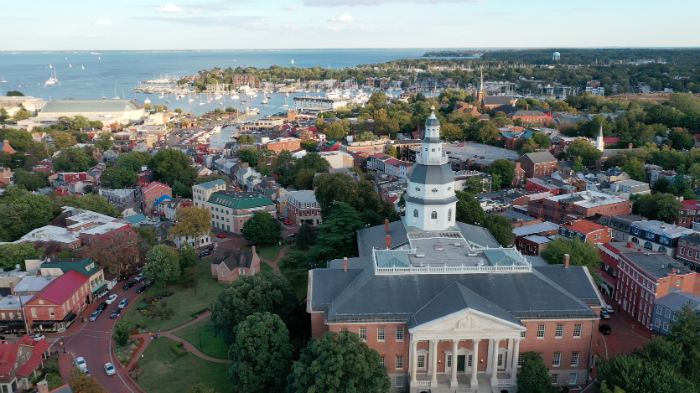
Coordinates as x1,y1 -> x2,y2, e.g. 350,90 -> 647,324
123,257 -> 226,332
260,261 -> 274,273
256,243 -> 285,261
172,316 -> 228,359
136,337 -> 228,393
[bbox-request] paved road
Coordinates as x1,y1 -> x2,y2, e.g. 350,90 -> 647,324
55,277 -> 146,393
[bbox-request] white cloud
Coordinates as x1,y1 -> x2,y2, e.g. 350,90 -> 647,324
157,3 -> 183,13
190,9 -> 202,13
329,13 -> 355,22
244,20 -> 280,30
281,6 -> 297,10
93,19 -> 113,26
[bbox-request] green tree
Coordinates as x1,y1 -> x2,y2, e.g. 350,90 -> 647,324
463,176 -> 485,194
210,271 -> 298,347
541,237 -> 602,269
102,167 -> 138,189
238,134 -> 255,144
0,190 -> 55,241
295,222 -> 315,249
59,194 -> 120,217
178,244 -> 199,270
326,122 -> 345,140
94,132 -> 113,151
517,351 -> 556,393
632,193 -> 682,223
667,302 -> 700,385
306,201 -> 364,265
13,169 -> 47,191
455,191 -> 486,226
150,149 -> 197,188
144,245 -> 181,287
172,179 -> 187,197
113,320 -> 130,346
227,313 -> 293,393
621,158 -> 646,182
287,330 -> 390,393
572,156 -> 585,172
53,147 -> 94,172
386,145 -> 399,158
566,139 -> 603,167
168,206 -> 213,244
242,211 -> 282,244
115,151 -> 152,172
6,91 -> 24,97
484,214 -> 513,247
488,159 -> 515,189
186,384 -> 216,393
53,133 -> 74,149
237,147 -> 260,166
69,367 -> 106,393
652,177 -> 672,193
0,243 -> 41,271
12,109 -> 32,122
294,167 -> 315,190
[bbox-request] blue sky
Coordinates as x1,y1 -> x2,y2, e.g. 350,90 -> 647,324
1,0 -> 697,50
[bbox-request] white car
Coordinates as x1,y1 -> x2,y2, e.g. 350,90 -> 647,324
104,362 -> 116,376
605,305 -> 614,314
105,294 -> 118,305
75,357 -> 88,373
30,333 -> 45,341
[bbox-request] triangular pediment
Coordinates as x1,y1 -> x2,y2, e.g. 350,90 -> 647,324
411,308 -> 523,334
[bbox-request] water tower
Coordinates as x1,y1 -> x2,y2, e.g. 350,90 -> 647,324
553,52 -> 561,61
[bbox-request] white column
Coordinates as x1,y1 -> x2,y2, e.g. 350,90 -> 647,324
411,339 -> 418,384
490,339 -> 501,387
512,339 -> 521,384
450,339 -> 458,388
471,339 -> 480,387
486,338 -> 493,373
505,338 -> 513,374
430,340 -> 438,387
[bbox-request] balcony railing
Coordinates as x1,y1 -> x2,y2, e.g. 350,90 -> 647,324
415,154 -> 448,165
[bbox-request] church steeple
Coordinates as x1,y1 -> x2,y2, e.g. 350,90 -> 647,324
477,65 -> 485,106
595,123 -> 605,151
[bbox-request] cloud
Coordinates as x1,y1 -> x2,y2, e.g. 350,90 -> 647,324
281,6 -> 297,10
190,9 -> 203,13
244,20 -> 280,30
157,3 -> 183,12
93,19 -> 113,26
307,0 -> 482,5
137,15 -> 248,26
329,13 -> 355,22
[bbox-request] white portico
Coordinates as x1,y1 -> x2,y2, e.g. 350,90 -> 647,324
407,298 -> 525,392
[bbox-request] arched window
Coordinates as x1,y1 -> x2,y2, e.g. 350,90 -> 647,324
448,209 -> 452,222
658,246 -> 666,253
413,209 -> 419,223
631,237 -> 639,244
644,241 -> 653,250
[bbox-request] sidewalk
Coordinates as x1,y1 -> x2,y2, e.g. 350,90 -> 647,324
259,245 -> 291,272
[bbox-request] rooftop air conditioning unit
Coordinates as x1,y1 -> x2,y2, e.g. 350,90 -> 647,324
415,253 -> 425,258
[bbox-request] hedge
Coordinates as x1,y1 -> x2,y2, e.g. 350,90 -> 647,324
123,319 -> 146,329
191,308 -> 209,319
171,342 -> 188,357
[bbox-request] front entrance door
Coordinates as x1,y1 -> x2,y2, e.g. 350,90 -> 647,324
457,355 -> 466,372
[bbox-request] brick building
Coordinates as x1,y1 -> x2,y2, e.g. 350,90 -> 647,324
141,182 -> 173,216
525,176 -> 571,196
677,199 -> 700,228
516,152 -> 558,178
0,335 -> 51,393
512,221 -> 558,256
558,220 -> 612,244
675,234 -> 700,271
24,271 -> 89,333
528,191 -> 631,224
200,190 -> 275,234
281,190 -> 322,227
262,137 -> 301,154
232,74 -> 255,86
210,245 -> 260,284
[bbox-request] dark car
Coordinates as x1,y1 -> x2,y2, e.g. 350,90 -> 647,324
97,302 -> 108,312
599,323 -> 612,335
144,280 -> 153,287
110,309 -> 121,319
123,281 -> 135,290
135,285 -> 146,294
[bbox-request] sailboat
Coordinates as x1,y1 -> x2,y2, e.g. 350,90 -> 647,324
282,96 -> 288,107
231,93 -> 240,100
165,94 -> 170,104
291,59 -> 294,65
113,84 -> 120,99
188,97 -> 195,103
102,91 -> 106,99
143,97 -> 151,104
49,64 -> 53,69
0,76 -> 6,83
261,97 -> 269,104
122,88 -> 126,99
69,64 -> 72,68
199,96 -> 205,106
45,70 -> 58,86
82,65 -> 85,70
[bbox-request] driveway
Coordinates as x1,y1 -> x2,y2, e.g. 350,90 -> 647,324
54,277 -> 145,393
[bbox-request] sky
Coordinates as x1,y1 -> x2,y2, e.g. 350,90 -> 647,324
1,0 -> 698,50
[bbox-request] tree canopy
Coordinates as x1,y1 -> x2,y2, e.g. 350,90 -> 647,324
168,206 -> 213,243
242,211 -> 282,244
306,201 -> 364,266
541,237 -> 602,269
144,245 -> 181,287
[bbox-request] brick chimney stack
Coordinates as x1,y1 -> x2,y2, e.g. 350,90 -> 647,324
385,219 -> 389,233
628,143 -> 633,150
563,254 -> 570,268
343,257 -> 348,272
386,234 -> 391,249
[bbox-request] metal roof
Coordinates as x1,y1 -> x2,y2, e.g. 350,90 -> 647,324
41,99 -> 142,113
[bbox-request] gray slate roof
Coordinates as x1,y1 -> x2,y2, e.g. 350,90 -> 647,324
655,291 -> 700,311
483,96 -> 514,106
211,248 -> 256,270
408,163 -> 454,185
41,99 -> 142,113
519,151 -> 556,164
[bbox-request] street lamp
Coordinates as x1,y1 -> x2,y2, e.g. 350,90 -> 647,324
199,333 -> 202,350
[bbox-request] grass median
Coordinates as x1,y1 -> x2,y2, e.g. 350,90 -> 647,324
171,316 -> 228,359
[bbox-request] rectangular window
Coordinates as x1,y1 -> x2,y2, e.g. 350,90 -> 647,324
657,306 -> 663,315
569,373 -> 578,385
497,354 -> 503,367
518,354 -> 524,367
396,327 -> 404,342
521,330 -> 526,338
555,324 -> 563,338
31,308 -> 37,318
377,327 -> 385,342
551,373 -> 559,384
340,328 -> 348,333
380,356 -> 385,367
395,356 -> 404,370
447,355 -> 452,367
359,328 -> 367,341
553,353 -> 561,367
537,324 -> 545,338
49,308 -> 55,318
417,355 -> 425,369
395,376 -> 404,388
573,324 -> 582,338
570,353 -> 579,366
666,310 -> 671,318
663,322 -> 669,331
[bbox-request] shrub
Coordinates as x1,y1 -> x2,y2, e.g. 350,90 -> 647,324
171,342 -> 188,357
43,358 -> 59,374
191,308 -> 209,318
123,319 -> 146,329
113,321 -> 130,347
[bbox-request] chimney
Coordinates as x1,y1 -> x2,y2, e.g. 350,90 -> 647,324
343,257 -> 348,272
526,103 -> 529,111
563,254 -> 570,268
671,268 -> 677,275
627,242 -> 634,248
214,242 -> 218,250
9,282 -> 14,296
385,219 -> 390,233
251,245 -> 255,255
37,381 -> 49,393
628,143 -> 633,150
386,234 -> 391,249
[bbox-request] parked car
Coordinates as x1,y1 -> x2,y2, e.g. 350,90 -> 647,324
288,233 -> 296,238
30,334 -> 45,341
144,280 -> 153,287
118,298 -> 130,309
97,302 -> 108,312
599,323 -> 612,335
217,233 -> 226,239
105,294 -> 118,304
123,281 -> 135,290
110,309 -> 121,319
600,310 -> 611,319
75,357 -> 88,373
134,273 -> 145,282
205,245 -> 214,251
605,305 -> 614,314
89,310 -> 102,321
283,220 -> 292,226
198,250 -> 211,258
278,217 -> 285,221
135,286 -> 146,294
104,362 -> 116,376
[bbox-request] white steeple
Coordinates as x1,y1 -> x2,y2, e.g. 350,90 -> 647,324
595,123 -> 605,151
404,108 -> 457,232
